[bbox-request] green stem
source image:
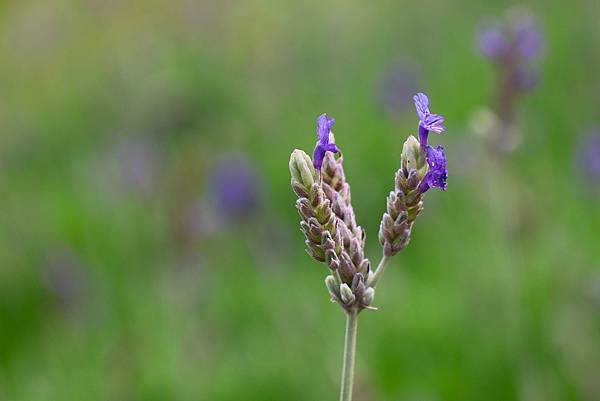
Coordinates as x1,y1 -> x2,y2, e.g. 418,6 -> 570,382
367,254 -> 390,288
339,310 -> 358,401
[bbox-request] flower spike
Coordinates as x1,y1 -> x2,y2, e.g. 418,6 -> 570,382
379,93 -> 448,256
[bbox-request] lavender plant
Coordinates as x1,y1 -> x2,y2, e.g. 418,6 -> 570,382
476,8 -> 544,153
289,93 -> 447,401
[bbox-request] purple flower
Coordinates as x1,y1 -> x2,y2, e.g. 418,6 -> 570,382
477,25 -> 509,59
412,93 -> 448,193
475,9 -> 544,154
208,154 -> 262,221
476,13 -> 544,63
312,114 -> 339,170
413,92 -> 445,146
513,16 -> 545,61
419,145 -> 447,193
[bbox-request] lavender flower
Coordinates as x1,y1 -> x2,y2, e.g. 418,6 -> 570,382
291,124 -> 372,314
379,93 -> 448,257
312,114 -> 339,170
478,26 -> 509,59
290,149 -> 371,311
476,9 -> 545,153
289,149 -> 342,267
513,17 -> 545,61
418,145 -> 447,193
378,136 -> 425,257
413,93 -> 445,146
413,93 -> 447,193
477,12 -> 544,64
208,154 -> 262,221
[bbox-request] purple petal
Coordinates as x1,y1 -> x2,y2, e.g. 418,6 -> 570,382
423,114 -> 445,134
477,26 -> 508,59
312,144 -> 327,170
513,20 -> 544,61
414,92 -> 445,146
419,145 -> 447,192
313,113 -> 338,169
413,93 -> 430,121
316,113 -> 335,145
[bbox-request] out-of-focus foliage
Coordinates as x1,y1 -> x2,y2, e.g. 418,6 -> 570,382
0,0 -> 599,400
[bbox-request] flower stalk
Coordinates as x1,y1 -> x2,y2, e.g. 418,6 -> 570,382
367,254 -> 390,288
339,310 -> 358,401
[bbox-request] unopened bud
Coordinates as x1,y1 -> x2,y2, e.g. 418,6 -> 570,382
289,149 -> 317,190
362,287 -> 375,306
325,275 -> 339,297
340,283 -> 355,305
401,135 -> 427,175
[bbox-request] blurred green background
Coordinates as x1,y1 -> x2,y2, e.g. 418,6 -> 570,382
1,0 -> 600,400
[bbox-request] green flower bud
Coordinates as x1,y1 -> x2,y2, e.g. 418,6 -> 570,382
362,287 -> 375,306
289,149 -> 317,191
340,283 -> 355,305
401,135 -> 427,177
325,275 -> 339,298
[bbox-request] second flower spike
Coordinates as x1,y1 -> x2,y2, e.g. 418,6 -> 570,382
379,93 -> 448,256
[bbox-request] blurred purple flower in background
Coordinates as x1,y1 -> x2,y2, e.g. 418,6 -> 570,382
207,153 -> 262,221
478,26 -> 508,60
476,7 -> 545,153
41,248 -> 87,314
170,153 -> 264,247
478,9 -> 544,91
575,129 -> 600,183
377,60 -> 421,116
478,14 -> 544,64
